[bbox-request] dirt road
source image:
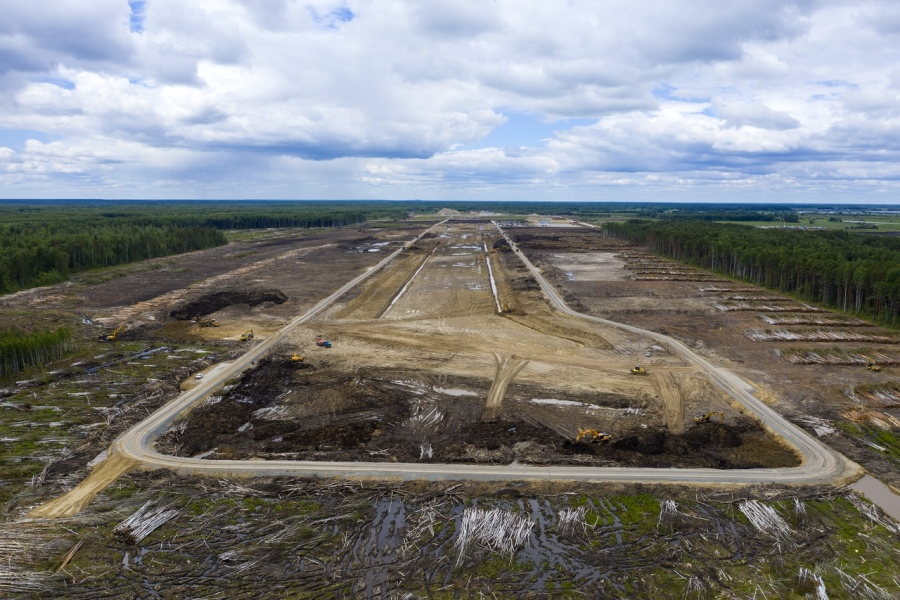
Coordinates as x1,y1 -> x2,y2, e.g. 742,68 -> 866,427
30,219 -> 859,518
493,223 -> 856,485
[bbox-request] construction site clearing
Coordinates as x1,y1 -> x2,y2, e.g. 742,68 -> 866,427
5,217 -> 900,598
119,220 -> 806,472
7,219 -> 898,481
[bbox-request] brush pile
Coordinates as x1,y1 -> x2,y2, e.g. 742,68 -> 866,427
454,508 -> 533,566
738,500 -> 793,540
114,501 -> 180,543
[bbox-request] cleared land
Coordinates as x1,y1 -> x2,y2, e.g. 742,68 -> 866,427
157,221 -> 797,471
513,226 -> 900,489
2,218 -> 899,598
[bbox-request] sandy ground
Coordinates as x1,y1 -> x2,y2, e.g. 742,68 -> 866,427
162,222 -> 791,470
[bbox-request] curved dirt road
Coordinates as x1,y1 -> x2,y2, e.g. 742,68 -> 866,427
30,219 -> 857,518
493,223 -> 855,485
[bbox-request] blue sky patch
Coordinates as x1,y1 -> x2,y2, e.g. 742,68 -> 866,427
653,84 -> 708,103
309,5 -> 356,29
461,112 -> 594,151
129,0 -> 147,33
0,129 -> 58,152
35,77 -> 75,90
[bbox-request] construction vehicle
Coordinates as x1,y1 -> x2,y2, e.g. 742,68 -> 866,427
316,338 -> 332,348
291,353 -> 304,362
576,429 -> 611,443
196,318 -> 219,327
239,329 -> 254,341
501,304 -> 513,313
631,366 -> 646,375
694,411 -> 725,423
866,361 -> 882,372
99,324 -> 125,342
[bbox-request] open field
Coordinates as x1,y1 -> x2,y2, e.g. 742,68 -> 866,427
2,217 -> 899,597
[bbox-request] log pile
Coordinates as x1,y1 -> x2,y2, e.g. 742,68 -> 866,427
114,501 -> 180,543
454,507 -> 533,566
738,500 -> 793,540
760,314 -> 868,327
744,329 -> 897,343
794,415 -> 837,437
780,349 -> 897,366
716,302 -> 827,313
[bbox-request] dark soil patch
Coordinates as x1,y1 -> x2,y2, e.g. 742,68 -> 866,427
162,359 -> 799,469
170,289 -> 288,320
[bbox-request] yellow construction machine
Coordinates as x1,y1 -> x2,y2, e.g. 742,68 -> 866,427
101,324 -> 125,341
576,429 -> 611,443
501,304 -> 514,313
631,366 -> 646,375
196,318 -> 219,327
866,360 -> 882,372
694,411 -> 725,423
291,353 -> 304,362
239,329 -> 254,341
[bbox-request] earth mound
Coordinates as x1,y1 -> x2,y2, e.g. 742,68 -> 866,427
170,289 -> 288,320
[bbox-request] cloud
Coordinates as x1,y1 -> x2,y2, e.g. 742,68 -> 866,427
1,0 -> 899,200
711,99 -> 801,130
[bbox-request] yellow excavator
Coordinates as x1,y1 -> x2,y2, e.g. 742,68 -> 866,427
576,429 -> 611,443
631,366 -> 646,375
694,411 -> 725,423
291,352 -> 304,362
101,324 -> 125,341
501,304 -> 513,313
239,329 -> 254,341
866,360 -> 882,372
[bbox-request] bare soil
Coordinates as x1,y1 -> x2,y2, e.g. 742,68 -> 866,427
160,222 -> 799,470
509,226 -> 900,487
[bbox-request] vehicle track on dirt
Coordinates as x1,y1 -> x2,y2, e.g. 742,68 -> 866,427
30,219 -> 858,519
492,222 -> 857,486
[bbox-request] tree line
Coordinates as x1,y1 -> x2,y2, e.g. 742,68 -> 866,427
0,326 -> 73,376
0,223 -> 227,293
602,220 -> 900,327
0,202 -> 407,295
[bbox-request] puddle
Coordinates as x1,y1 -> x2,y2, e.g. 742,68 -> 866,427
852,475 -> 900,522
433,387 -> 477,397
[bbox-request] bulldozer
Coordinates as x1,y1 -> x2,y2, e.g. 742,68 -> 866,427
694,411 -> 725,423
576,429 -> 611,443
196,318 -> 219,327
501,304 -> 514,313
866,361 -> 882,372
290,353 -> 304,362
99,324 -> 125,342
239,329 -> 254,341
631,366 -> 646,375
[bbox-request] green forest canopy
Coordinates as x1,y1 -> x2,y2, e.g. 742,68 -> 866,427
603,219 -> 900,327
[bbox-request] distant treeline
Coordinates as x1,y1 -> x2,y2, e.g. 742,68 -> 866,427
0,202 -> 412,294
603,220 -> 900,327
659,210 -> 799,222
0,326 -> 73,376
0,222 -> 226,293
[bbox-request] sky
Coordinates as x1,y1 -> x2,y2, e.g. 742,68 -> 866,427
1,0 -> 899,203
